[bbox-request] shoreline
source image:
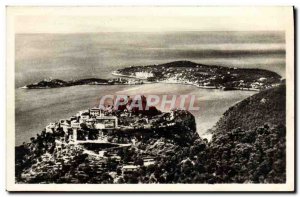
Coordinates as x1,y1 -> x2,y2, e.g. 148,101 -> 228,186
15,80 -> 251,145
112,72 -> 261,92
20,70 -> 265,92
19,83 -> 144,90
20,79 -> 260,92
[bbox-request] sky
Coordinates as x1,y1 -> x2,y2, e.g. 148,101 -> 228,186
10,7 -> 292,33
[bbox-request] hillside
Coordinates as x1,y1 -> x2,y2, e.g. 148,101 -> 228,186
15,84 -> 287,184
15,109 -> 198,183
145,84 -> 286,184
213,83 -> 286,134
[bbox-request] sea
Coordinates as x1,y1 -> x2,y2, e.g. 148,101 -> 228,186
15,31 -> 285,145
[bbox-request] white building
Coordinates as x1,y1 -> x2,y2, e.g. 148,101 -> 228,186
122,165 -> 140,175
71,121 -> 80,142
135,71 -> 154,79
45,122 -> 56,133
76,110 -> 89,117
95,116 -> 118,130
99,150 -> 107,157
143,158 -> 155,167
61,124 -> 71,133
90,107 -> 101,117
258,77 -> 267,82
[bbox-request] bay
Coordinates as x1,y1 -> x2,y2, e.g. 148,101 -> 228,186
15,83 -> 255,145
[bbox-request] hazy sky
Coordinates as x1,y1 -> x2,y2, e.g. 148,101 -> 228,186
11,7 -> 292,33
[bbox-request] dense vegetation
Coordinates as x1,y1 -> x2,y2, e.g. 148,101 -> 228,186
121,84 -> 286,183
15,84 -> 286,184
213,83 -> 286,134
116,60 -> 282,90
124,124 -> 285,183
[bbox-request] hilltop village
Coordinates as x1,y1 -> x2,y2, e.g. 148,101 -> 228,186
16,84 -> 286,184
113,61 -> 283,91
15,61 -> 286,184
16,95 -> 197,183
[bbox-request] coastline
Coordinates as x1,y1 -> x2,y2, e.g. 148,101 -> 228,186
15,83 -> 256,146
20,82 -> 144,90
112,72 -> 260,92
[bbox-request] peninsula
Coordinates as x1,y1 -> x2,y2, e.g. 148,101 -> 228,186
113,60 -> 283,91
23,61 -> 282,91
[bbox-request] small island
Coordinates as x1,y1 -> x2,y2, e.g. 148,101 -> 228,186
22,77 -> 144,89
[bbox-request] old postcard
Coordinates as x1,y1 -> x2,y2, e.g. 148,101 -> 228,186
6,6 -> 294,192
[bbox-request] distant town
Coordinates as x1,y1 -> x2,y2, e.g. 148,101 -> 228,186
113,60 -> 283,91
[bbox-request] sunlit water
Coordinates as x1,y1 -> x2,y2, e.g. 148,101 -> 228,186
15,84 -> 255,145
